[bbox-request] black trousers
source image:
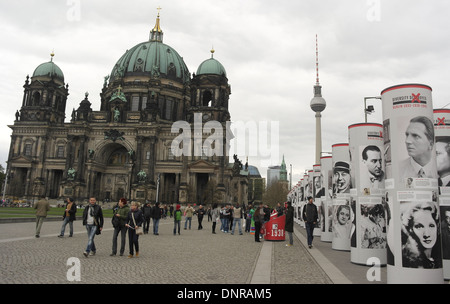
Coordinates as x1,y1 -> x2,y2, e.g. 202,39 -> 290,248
254,221 -> 262,242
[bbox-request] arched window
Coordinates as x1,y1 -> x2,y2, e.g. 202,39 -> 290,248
202,90 -> 212,107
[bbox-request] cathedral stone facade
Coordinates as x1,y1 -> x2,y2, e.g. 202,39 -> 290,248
5,13 -> 248,205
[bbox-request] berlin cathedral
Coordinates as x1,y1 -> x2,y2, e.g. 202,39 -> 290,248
5,12 -> 249,205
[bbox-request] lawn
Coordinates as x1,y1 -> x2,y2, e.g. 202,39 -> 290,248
0,207 -> 114,219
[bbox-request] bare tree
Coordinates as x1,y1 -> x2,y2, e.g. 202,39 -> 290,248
262,181 -> 289,208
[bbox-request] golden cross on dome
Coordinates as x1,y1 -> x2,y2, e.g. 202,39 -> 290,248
157,6 -> 162,16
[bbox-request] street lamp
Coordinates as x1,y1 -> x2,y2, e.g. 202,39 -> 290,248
364,96 -> 381,123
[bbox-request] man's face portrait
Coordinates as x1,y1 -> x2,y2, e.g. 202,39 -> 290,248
405,122 -> 433,160
334,170 -> 350,192
364,150 -> 383,178
436,141 -> 450,176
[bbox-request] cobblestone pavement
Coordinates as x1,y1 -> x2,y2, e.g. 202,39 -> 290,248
0,216 -> 332,284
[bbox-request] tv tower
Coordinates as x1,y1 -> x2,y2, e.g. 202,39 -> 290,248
310,35 -> 326,165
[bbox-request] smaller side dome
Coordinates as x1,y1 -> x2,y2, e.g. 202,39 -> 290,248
196,50 -> 227,77
32,55 -> 65,82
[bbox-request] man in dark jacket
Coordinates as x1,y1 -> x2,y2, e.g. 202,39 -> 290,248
142,202 -> 152,234
82,197 -> 104,257
302,196 -> 318,248
285,201 -> 294,246
151,202 -> 162,235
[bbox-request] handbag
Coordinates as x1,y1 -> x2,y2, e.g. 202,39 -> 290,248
132,212 -> 143,235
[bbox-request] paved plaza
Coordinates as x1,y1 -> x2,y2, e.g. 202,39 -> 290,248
0,215 -> 387,285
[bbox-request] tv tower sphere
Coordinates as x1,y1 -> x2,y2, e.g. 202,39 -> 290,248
310,91 -> 326,113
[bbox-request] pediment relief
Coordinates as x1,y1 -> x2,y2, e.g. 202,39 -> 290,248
188,159 -> 217,171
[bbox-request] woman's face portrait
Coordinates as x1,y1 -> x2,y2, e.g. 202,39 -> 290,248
337,206 -> 350,225
412,209 -> 437,249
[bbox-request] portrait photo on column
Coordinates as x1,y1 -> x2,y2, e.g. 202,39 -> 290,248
360,145 -> 385,195
436,136 -> 450,188
332,161 -> 351,197
399,116 -> 438,181
440,205 -> 450,261
400,200 -> 442,269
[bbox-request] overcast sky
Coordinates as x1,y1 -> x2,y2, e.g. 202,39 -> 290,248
1,0 -> 449,185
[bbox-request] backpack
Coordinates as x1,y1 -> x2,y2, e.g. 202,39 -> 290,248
175,210 -> 182,221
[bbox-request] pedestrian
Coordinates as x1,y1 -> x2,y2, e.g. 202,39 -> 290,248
184,203 -> 194,230
254,204 -> 264,242
82,197 -> 104,257
249,206 -> 257,234
152,202 -> 161,235
125,201 -> 143,258
222,204 -> 230,233
58,197 -> 77,238
207,206 -> 212,222
245,204 -> 253,233
231,204 -> 243,235
142,201 -> 152,234
302,196 -> 318,248
197,204 -> 205,230
34,195 -> 50,238
229,205 -> 234,231
169,204 -> 174,218
276,202 -> 284,217
110,197 -> 130,256
285,201 -> 294,246
211,203 -> 220,234
173,204 -> 182,235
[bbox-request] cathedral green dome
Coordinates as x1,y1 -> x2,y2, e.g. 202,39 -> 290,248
110,40 -> 190,84
196,52 -> 227,77
32,55 -> 64,82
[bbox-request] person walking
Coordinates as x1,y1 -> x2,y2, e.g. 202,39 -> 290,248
222,205 -> 230,233
211,203 -> 220,234
34,195 -> 50,238
142,202 -> 152,234
184,204 -> 194,230
302,196 -> 318,248
254,204 -> 265,242
82,197 -> 104,257
231,204 -> 243,235
207,206 -> 212,222
245,204 -> 253,233
285,201 -> 294,246
197,204 -> 205,230
152,202 -> 162,235
173,204 -> 182,235
125,201 -> 143,258
58,197 -> 77,237
110,198 -> 130,256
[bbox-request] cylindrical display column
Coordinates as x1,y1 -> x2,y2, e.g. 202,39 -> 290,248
313,164 -> 323,236
382,83 -> 443,284
331,143 -> 352,251
320,156 -> 333,242
434,108 -> 450,280
348,123 -> 387,265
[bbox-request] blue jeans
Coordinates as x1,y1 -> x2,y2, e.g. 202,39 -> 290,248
153,218 -> 160,234
223,218 -> 229,232
85,224 -> 97,253
305,222 -> 315,246
60,217 -> 73,236
184,217 -> 192,229
174,220 -> 180,235
231,218 -> 242,234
